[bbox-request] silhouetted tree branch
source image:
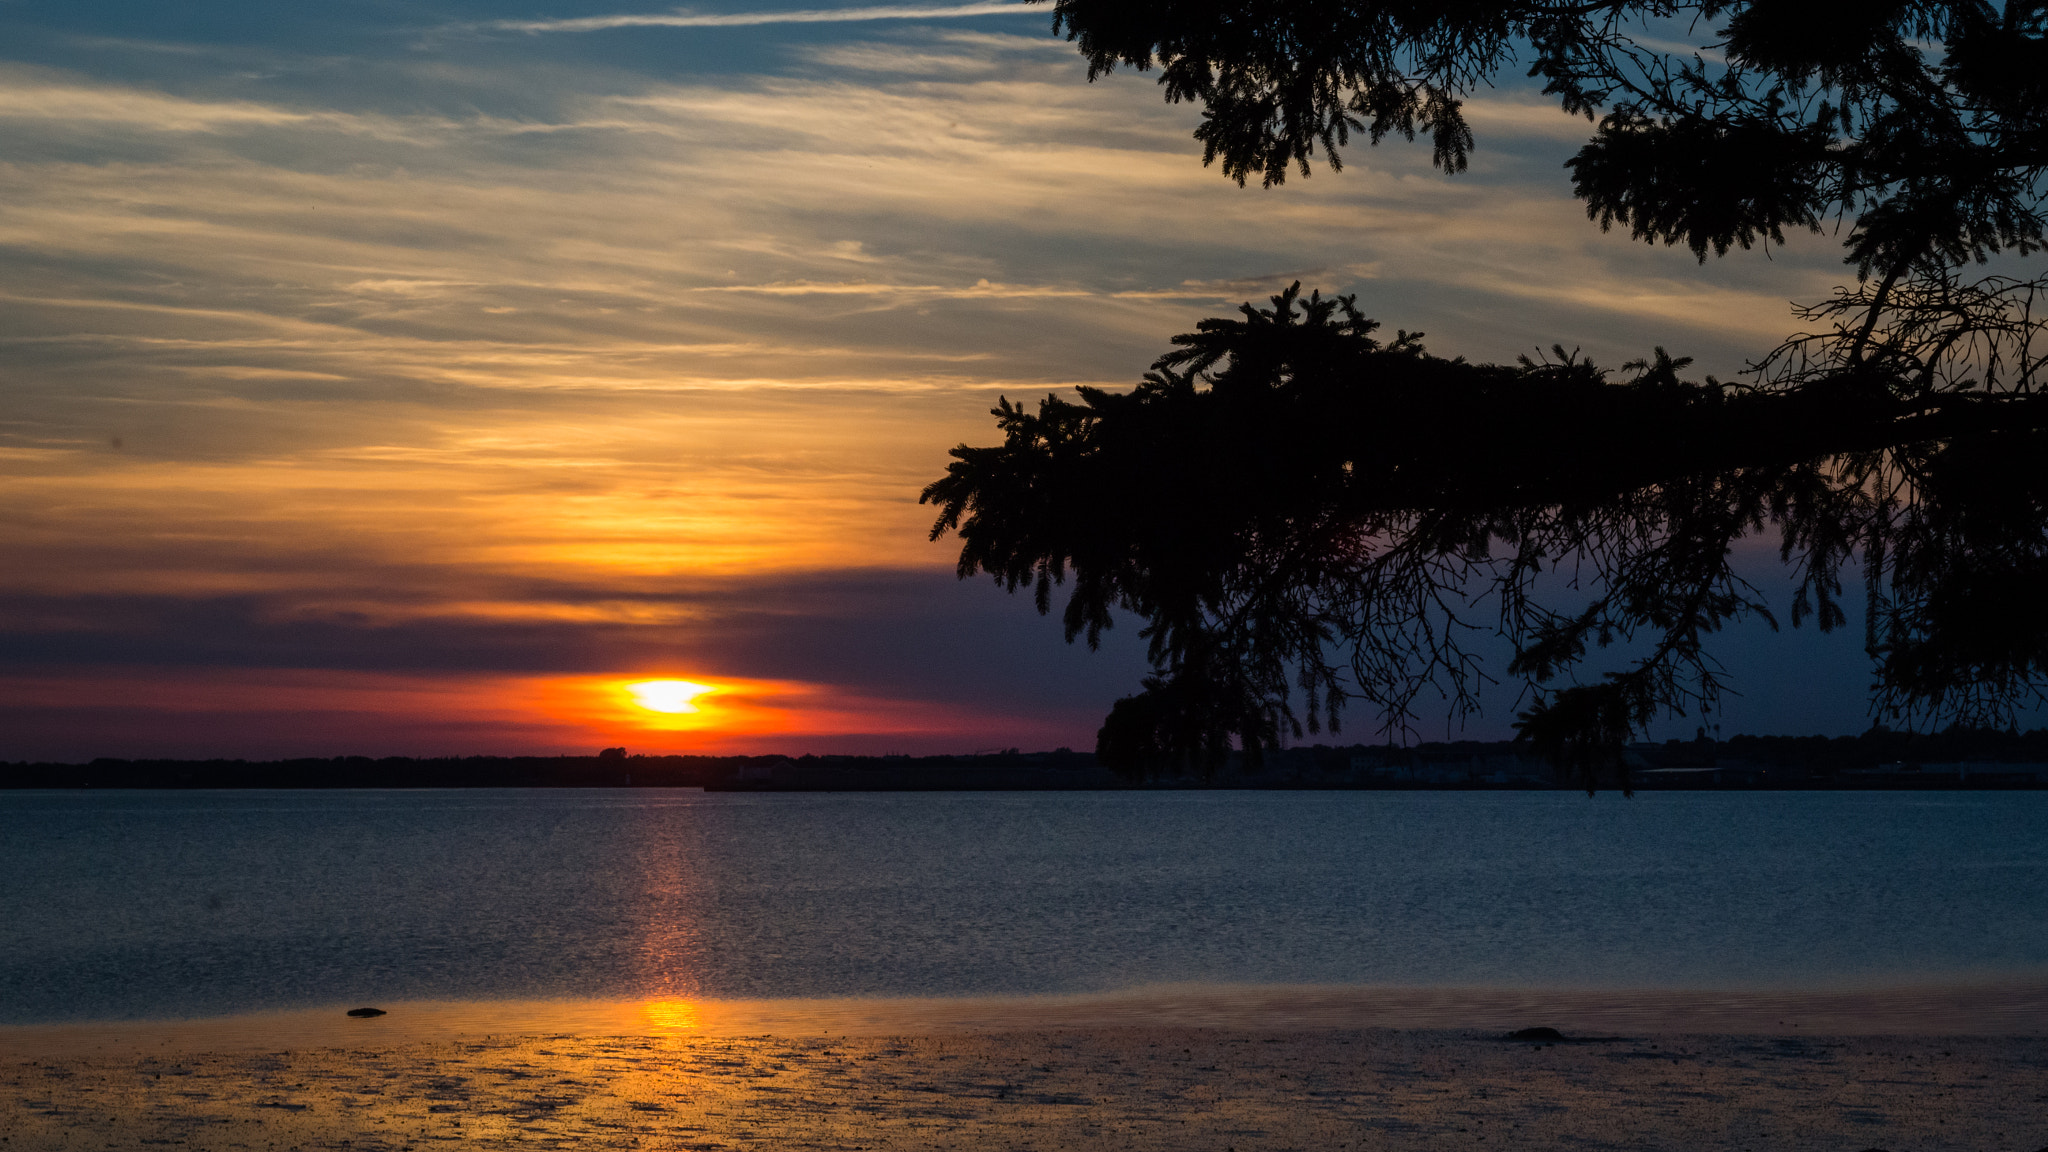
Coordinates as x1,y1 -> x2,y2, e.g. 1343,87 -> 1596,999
922,2 -> 2048,786
924,288 -> 2048,787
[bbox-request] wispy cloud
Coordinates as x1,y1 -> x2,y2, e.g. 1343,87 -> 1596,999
0,68 -> 315,131
691,278 -> 1094,298
487,2 -> 1037,35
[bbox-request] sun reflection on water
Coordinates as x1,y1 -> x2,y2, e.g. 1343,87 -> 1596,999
639,1000 -> 700,1032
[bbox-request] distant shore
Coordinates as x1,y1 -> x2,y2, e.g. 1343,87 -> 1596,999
7,729 -> 2048,791
5,988 -> 2045,1152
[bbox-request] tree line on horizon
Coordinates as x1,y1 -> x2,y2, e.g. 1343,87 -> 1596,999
8,723 -> 2048,788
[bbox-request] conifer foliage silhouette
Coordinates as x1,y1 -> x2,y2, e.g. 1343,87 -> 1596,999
924,1 -> 2048,786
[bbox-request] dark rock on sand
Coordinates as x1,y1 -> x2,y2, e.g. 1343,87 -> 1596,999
1506,1027 -> 1565,1041
346,1008 -> 387,1018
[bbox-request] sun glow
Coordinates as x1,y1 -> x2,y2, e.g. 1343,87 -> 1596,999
639,999 -> 700,1032
626,679 -> 715,714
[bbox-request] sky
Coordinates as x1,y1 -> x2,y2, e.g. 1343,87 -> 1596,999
0,0 -> 1990,760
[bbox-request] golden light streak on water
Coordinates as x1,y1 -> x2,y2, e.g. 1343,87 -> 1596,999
638,1000 -> 701,1032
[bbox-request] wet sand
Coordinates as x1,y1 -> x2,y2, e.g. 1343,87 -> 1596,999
7,1028 -> 2048,1151
5,986 -> 2047,1151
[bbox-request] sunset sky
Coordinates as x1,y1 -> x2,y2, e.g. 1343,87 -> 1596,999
2,0 -> 1991,760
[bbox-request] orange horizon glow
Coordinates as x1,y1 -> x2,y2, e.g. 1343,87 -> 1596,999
0,667 -> 1096,759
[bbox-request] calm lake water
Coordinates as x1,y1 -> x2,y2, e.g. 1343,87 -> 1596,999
3,789 -> 2045,1025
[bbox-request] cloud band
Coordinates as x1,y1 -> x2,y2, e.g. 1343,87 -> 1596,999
491,2 -> 1036,34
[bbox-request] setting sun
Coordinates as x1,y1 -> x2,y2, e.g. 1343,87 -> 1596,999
626,679 -> 715,714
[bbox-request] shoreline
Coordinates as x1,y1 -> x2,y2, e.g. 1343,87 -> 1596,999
10,984 -> 2047,1150
5,1025 -> 2044,1151
7,978 -> 2046,1061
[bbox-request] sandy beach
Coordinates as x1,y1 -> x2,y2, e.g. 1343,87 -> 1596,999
6,986 -> 2047,1151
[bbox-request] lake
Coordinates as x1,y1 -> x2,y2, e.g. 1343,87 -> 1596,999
4,789 -> 2045,1025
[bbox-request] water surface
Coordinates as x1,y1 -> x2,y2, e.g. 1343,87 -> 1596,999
4,789 -> 2044,1024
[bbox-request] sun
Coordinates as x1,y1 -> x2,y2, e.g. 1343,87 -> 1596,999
625,679 -> 715,714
